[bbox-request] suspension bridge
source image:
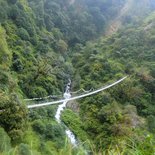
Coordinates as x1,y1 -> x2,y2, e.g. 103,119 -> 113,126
27,76 -> 128,109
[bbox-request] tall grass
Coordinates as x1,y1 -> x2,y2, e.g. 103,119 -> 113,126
0,137 -> 154,155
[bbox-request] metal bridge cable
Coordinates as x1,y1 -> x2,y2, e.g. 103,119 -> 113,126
27,76 -> 128,109
71,88 -> 93,94
24,95 -> 62,101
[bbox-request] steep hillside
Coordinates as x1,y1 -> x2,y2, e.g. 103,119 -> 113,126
106,0 -> 133,35
106,0 -> 155,35
65,7 -> 155,153
0,0 -> 129,154
0,0 -> 155,154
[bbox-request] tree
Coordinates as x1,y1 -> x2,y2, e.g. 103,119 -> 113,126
148,115 -> 155,133
0,26 -> 12,69
8,5 -> 19,20
18,143 -> 31,155
32,120 -> 46,134
0,93 -> 27,143
7,0 -> 17,4
45,123 -> 65,148
0,6 -> 7,23
18,28 -> 30,41
56,39 -> 68,53
98,102 -> 122,124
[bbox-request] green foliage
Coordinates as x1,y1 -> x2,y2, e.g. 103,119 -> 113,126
32,120 -> 46,135
98,102 -> 122,124
0,127 -> 11,152
22,129 -> 41,151
17,143 -> 31,155
45,123 -> 65,148
0,0 -> 154,154
18,28 -> 30,41
0,26 -> 12,69
0,3 -> 7,23
56,39 -> 68,53
12,52 -> 23,72
29,86 -> 48,98
7,0 -> 17,4
0,93 -> 27,143
70,9 -> 155,149
147,115 -> 155,133
61,109 -> 88,141
32,119 -> 66,148
0,69 -> 9,91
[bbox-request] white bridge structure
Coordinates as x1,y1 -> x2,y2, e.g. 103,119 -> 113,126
27,76 -> 128,109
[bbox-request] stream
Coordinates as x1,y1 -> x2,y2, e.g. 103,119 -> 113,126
55,80 -> 77,146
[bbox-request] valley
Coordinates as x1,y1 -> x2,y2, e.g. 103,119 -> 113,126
0,0 -> 155,154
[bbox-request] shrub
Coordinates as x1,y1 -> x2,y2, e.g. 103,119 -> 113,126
18,28 -> 30,41
32,120 -> 46,134
18,143 -> 31,155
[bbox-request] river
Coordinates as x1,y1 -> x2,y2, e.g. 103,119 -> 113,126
55,80 -> 77,146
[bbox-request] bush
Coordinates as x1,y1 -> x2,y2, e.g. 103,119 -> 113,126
18,143 -> 31,155
45,123 -> 66,148
8,5 -> 19,20
0,93 -> 27,143
18,28 -> 30,41
56,39 -> 68,53
32,120 -> 46,134
61,109 -> 88,141
45,123 -> 65,140
0,26 -> 12,68
30,86 -> 48,98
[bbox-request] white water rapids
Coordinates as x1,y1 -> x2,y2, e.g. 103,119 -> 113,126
55,80 -> 77,146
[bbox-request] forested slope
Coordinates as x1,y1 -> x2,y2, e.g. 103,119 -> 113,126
67,12 -> 155,152
0,0 -> 155,154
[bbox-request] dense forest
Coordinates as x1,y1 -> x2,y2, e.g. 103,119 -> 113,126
0,0 -> 155,154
